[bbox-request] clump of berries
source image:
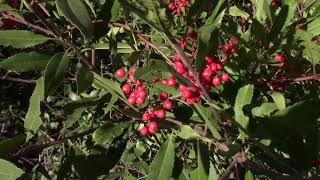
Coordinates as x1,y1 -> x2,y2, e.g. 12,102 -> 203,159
274,53 -> 286,68
167,0 -> 192,16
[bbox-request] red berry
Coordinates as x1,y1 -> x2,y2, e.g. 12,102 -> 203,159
142,112 -> 151,121
275,54 -> 285,62
168,2 -> 176,10
137,89 -> 147,98
136,97 -> 145,105
179,84 -> 188,91
216,64 -> 223,71
182,89 -> 193,99
202,66 -> 212,76
210,63 -> 218,72
174,54 -> 182,62
136,79 -> 143,86
221,73 -> 230,82
122,84 -> 131,94
163,101 -> 173,110
115,68 -> 126,78
140,126 -> 149,136
176,7 -> 182,16
148,121 -> 158,134
212,76 -> 221,86
187,29 -> 197,39
205,55 -> 215,64
175,62 -> 187,75
222,44 -> 232,54
167,76 -> 176,87
180,38 -> 188,49
128,96 -> 136,105
155,109 -> 166,119
160,92 -> 169,101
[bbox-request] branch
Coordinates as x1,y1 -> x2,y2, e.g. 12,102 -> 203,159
1,76 -> 36,84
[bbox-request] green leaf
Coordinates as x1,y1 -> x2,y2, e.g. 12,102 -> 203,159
208,163 -> 218,180
307,17 -> 320,37
64,107 -> 86,129
0,134 -> 25,157
245,170 -> 254,180
229,6 -> 249,19
93,122 -> 130,148
206,0 -> 226,25
190,141 -> 209,180
147,134 -> 175,180
134,59 -> 169,81
252,103 -> 278,117
0,30 -> 50,48
93,42 -> 135,53
76,63 -> 93,93
24,77 -> 44,141
44,52 -> 71,95
193,103 -> 221,140
56,0 -> 94,40
110,0 -> 121,21
251,0 -> 272,24
0,52 -> 51,72
234,84 -> 254,138
187,0 -> 210,22
178,169 -> 191,180
269,92 -> 286,110
177,125 -> 211,143
0,159 -> 24,180
296,30 -> 320,65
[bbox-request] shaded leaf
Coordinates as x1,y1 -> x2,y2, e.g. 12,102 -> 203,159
0,134 -> 25,157
93,122 -> 129,148
177,125 -> 210,143
269,92 -> 286,110
0,52 -> 51,72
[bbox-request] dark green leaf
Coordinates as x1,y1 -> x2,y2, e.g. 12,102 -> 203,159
56,0 -> 94,40
93,122 -> 129,148
76,63 -> 93,93
44,52 -> 70,95
177,125 -> 211,142
0,52 -> 51,72
0,134 -> 25,157
190,141 -> 209,180
0,30 -> 49,48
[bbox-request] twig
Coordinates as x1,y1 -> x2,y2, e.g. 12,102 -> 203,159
1,13 -> 58,38
293,74 -> 319,82
11,128 -> 96,159
165,118 -> 183,126
0,76 -> 36,84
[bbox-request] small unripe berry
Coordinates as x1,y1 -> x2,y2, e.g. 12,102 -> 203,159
140,126 -> 149,136
148,121 -> 158,134
160,92 -> 169,101
115,68 -> 126,78
122,84 -> 131,94
163,101 -> 173,110
212,76 -> 221,86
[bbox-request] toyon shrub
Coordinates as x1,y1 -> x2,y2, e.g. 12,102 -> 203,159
0,0 -> 319,179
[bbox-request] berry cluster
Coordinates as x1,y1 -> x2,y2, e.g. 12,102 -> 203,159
222,37 -> 238,55
167,0 -> 192,16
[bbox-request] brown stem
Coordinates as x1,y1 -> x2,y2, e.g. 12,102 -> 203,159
293,74 -> 319,82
